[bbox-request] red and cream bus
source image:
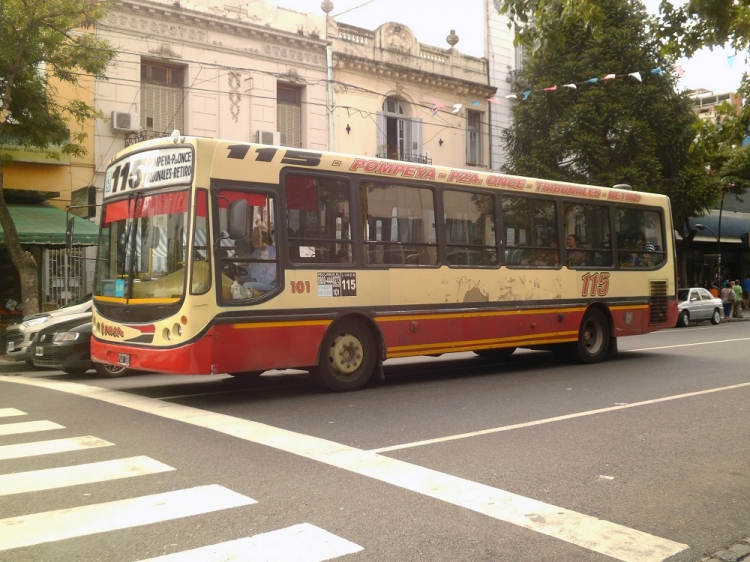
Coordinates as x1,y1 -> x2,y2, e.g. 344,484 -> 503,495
88,134 -> 677,391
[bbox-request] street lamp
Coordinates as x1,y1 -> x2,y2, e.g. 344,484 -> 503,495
695,223 -> 721,288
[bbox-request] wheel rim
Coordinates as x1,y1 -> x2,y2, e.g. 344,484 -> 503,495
103,364 -> 125,374
328,333 -> 363,376
581,318 -> 605,355
681,311 -> 688,325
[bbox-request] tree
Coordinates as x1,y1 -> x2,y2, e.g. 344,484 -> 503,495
501,0 -> 720,282
0,0 -> 115,315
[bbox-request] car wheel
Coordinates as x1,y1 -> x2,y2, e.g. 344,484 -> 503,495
677,310 -> 690,328
309,318 -> 377,392
94,363 -> 132,377
710,308 -> 722,325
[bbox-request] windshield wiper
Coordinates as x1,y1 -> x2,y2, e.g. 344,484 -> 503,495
125,192 -> 142,306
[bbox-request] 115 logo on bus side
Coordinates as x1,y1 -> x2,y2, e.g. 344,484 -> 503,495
581,272 -> 610,297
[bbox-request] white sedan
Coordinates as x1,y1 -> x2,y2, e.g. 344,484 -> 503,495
676,287 -> 723,327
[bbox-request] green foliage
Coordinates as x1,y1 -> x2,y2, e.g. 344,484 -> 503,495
501,0 -> 720,232
0,0 -> 116,156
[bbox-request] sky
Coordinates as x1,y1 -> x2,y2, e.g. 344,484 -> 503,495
271,0 -> 748,95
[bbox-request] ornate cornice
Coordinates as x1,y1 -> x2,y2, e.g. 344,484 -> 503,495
334,53 -> 496,97
107,0 -> 327,65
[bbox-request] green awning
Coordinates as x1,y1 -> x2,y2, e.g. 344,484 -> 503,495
0,204 -> 99,246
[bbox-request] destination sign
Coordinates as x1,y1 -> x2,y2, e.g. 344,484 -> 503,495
104,147 -> 194,199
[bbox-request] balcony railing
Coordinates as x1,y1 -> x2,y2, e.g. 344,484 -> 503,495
124,130 -> 172,147
375,152 -> 433,165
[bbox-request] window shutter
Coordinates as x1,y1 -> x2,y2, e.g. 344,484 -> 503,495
141,84 -> 184,132
410,118 -> 423,158
376,112 -> 386,156
278,103 -> 301,147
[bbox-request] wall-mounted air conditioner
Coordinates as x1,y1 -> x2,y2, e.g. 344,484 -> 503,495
111,111 -> 141,132
256,130 -> 280,145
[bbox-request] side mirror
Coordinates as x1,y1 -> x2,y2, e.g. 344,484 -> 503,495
228,199 -> 247,240
65,216 -> 75,250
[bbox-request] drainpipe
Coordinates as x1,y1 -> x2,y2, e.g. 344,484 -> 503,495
327,43 -> 335,152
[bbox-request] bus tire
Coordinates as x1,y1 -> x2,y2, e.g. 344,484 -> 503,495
310,318 -> 377,392
95,363 -> 132,378
573,308 -> 610,364
475,347 -> 516,360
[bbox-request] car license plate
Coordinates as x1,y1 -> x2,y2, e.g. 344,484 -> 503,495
35,346 -> 43,357
6,342 -> 14,352
118,353 -> 130,367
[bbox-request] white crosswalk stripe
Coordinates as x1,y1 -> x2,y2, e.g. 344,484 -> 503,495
0,435 -> 113,460
0,408 -> 25,418
0,484 -> 256,552
0,420 -> 63,436
137,523 -> 364,562
0,456 -> 174,496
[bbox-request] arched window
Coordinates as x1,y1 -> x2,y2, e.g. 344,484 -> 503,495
377,97 -> 424,162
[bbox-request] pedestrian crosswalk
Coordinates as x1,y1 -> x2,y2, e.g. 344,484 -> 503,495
0,408 -> 363,561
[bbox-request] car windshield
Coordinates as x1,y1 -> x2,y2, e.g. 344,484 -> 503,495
678,289 -> 689,302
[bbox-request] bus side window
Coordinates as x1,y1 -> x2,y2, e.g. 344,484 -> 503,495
614,207 -> 664,268
286,174 -> 353,265
501,195 -> 558,268
444,189 -> 498,267
361,182 -> 437,267
563,202 -> 612,268
190,189 -> 211,295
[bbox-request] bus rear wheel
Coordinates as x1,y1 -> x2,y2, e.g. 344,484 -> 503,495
310,318 -> 377,392
574,308 -> 610,364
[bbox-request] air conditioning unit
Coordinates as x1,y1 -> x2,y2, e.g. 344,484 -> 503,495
255,130 -> 280,145
111,111 -> 140,132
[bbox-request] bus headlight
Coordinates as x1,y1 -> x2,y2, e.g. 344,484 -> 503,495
163,327 -> 171,341
173,323 -> 182,337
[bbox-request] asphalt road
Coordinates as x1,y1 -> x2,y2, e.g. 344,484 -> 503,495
1,320 -> 750,562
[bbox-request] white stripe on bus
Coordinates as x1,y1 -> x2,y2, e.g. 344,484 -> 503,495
137,523 -> 363,562
0,485 -> 256,551
0,420 -> 63,436
0,376 -> 687,562
0,456 -> 174,496
0,436 -> 113,460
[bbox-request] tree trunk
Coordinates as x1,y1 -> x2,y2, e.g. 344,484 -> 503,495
0,161 -> 40,316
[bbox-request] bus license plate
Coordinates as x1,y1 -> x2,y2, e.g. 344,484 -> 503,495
35,346 -> 43,357
118,353 -> 130,366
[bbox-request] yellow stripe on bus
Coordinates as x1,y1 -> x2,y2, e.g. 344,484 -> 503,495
386,330 -> 580,354
386,334 -> 580,358
374,307 -> 587,323
233,320 -> 333,330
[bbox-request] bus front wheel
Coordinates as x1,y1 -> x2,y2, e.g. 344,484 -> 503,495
94,363 -> 132,377
310,318 -> 377,392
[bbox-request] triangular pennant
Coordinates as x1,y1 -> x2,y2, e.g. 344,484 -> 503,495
650,67 -> 664,76
451,103 -> 462,114
563,83 -> 577,89
471,100 -> 481,106
674,65 -> 684,78
543,85 -> 558,91
488,96 -> 502,104
586,77 -> 599,84
431,106 -> 439,117
522,90 -> 531,100
628,71 -> 642,82
728,54 -> 737,67
602,74 -> 616,81
432,99 -> 446,109
505,94 -> 518,100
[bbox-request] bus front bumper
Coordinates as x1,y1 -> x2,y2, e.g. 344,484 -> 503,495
91,334 -> 214,375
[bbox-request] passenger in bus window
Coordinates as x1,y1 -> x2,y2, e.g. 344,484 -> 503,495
242,231 -> 277,292
566,234 -> 585,266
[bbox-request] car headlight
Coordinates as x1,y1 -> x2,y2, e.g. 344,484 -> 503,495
52,332 -> 80,343
23,315 -> 51,327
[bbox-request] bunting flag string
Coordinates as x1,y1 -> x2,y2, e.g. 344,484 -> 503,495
429,65 -> 676,117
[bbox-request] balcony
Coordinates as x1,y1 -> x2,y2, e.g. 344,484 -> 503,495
375,152 -> 433,165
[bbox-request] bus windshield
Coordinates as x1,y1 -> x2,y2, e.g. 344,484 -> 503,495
94,190 -> 192,302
